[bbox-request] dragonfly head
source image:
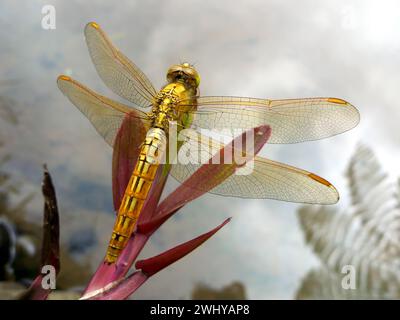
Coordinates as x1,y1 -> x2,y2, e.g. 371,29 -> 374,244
167,62 -> 200,89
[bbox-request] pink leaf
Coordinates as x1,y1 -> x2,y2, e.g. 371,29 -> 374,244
112,112 -> 147,211
83,167 -> 169,294
84,271 -> 148,300
86,218 -> 230,300
19,276 -> 49,300
136,218 -> 231,276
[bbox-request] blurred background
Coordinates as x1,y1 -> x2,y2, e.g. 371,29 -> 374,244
1,0 -> 400,299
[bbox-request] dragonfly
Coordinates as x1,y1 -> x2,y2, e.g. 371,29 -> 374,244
57,22 -> 360,264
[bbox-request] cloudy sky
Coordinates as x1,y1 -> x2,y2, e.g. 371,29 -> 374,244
1,0 -> 400,299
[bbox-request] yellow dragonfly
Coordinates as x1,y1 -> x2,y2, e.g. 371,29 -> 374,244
57,22 -> 359,264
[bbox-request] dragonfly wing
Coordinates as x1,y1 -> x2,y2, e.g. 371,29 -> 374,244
170,130 -> 339,204
57,75 -> 151,147
211,157 -> 338,204
181,96 -> 359,144
84,22 -> 157,108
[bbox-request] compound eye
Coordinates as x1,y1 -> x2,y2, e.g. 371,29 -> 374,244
174,71 -> 184,80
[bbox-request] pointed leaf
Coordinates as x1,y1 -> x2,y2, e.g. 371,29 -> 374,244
18,276 -> 49,300
84,167 -> 169,294
87,218 -> 231,299
136,218 -> 231,276
84,271 -> 148,300
19,165 -> 60,300
41,165 -> 60,271
82,262 -> 118,295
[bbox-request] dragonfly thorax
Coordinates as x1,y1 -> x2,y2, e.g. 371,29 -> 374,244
151,81 -> 197,130
152,97 -> 178,129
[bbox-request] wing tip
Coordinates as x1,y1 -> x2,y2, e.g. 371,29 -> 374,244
86,21 -> 100,30
327,97 -> 361,131
327,97 -> 348,105
308,173 -> 339,204
324,191 -> 340,205
57,74 -> 71,82
308,173 -> 332,187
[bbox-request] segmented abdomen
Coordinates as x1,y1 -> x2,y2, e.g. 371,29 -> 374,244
105,128 -> 167,264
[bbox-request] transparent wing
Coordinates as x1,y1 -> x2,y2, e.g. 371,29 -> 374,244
84,22 -> 157,108
179,96 -> 359,144
170,130 -> 339,204
57,75 -> 151,146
